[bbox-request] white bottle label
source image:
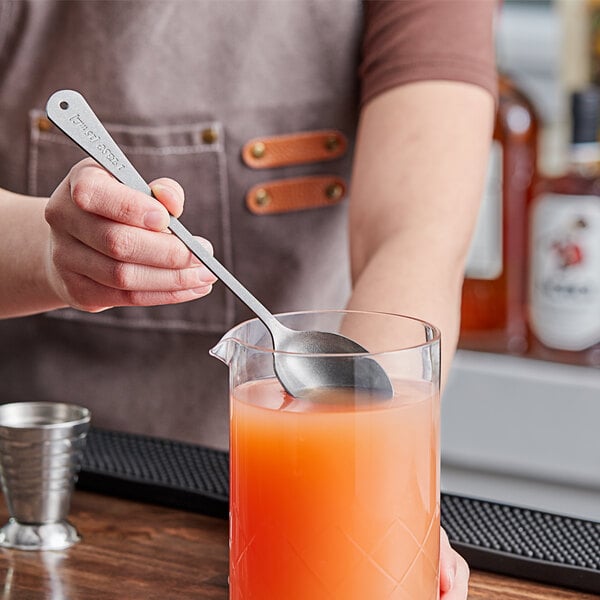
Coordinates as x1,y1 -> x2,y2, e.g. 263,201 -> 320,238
529,193 -> 600,350
465,141 -> 503,280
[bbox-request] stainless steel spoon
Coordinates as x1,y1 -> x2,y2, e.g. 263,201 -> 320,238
46,89 -> 393,399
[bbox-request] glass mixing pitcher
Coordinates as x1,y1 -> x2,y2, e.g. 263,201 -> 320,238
211,309 -> 441,600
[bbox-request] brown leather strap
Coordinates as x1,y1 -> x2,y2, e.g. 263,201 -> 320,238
242,130 -> 347,169
246,176 -> 346,215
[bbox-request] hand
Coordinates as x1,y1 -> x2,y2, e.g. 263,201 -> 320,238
440,528 -> 470,599
44,158 -> 216,312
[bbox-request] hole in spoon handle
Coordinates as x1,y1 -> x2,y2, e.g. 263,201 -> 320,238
46,89 -> 151,195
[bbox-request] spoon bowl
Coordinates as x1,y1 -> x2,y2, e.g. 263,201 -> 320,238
270,326 -> 394,398
46,89 -> 393,400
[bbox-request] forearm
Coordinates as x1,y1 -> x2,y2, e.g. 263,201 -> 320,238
347,232 -> 465,386
347,81 -> 495,385
0,188 -> 65,318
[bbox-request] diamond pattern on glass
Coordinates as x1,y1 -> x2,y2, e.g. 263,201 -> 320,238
232,509 -> 439,599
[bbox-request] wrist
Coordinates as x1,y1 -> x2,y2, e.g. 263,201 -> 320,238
0,190 -> 68,318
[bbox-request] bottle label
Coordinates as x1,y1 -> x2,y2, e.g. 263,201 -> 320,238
529,193 -> 600,350
465,140 -> 503,280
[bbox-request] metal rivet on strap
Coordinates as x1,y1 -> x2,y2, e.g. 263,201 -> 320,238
324,135 -> 340,152
254,188 -> 271,206
251,141 -> 266,159
325,183 -> 343,201
201,128 -> 218,144
37,116 -> 53,132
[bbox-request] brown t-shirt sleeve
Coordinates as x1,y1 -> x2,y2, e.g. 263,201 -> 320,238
360,0 -> 498,106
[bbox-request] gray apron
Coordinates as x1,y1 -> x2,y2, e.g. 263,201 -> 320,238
0,0 -> 362,449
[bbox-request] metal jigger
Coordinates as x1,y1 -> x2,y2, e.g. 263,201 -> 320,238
0,402 -> 90,551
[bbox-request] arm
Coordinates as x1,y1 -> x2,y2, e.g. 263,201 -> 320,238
0,162 -> 215,319
347,80 -> 495,385
348,77 -> 494,600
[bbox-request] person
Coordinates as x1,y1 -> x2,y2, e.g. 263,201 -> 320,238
0,1 -> 496,597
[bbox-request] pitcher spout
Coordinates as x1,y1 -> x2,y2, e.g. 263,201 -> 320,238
210,317 -> 273,367
209,334 -> 240,366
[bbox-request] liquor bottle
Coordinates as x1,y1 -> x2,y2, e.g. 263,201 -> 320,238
527,87 -> 600,367
590,0 -> 600,86
459,75 -> 538,354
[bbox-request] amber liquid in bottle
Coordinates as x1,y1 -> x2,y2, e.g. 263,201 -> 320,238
527,88 -> 600,367
459,76 -> 538,354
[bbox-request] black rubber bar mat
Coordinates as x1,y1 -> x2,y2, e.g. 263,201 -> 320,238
77,428 -> 600,594
441,494 -> 600,595
77,428 -> 229,518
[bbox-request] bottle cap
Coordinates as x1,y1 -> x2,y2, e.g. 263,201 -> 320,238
571,87 -> 600,144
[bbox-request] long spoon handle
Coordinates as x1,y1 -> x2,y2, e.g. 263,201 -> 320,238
46,89 -> 279,331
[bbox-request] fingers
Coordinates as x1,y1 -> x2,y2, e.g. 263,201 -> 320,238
50,204 -> 205,269
48,229 -> 217,311
50,233 -> 215,312
44,159 -> 217,312
58,270 -> 214,313
440,528 -> 455,593
55,233 -> 216,292
64,160 -> 183,231
440,528 -> 470,599
46,159 -> 213,269
150,178 -> 185,218
450,554 -> 470,600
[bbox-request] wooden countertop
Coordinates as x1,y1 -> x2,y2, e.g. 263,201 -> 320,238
0,491 -> 597,599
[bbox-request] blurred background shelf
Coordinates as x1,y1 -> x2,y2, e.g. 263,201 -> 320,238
442,350 -> 600,521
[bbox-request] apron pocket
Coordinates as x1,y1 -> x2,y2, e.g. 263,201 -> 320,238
29,109 -> 234,334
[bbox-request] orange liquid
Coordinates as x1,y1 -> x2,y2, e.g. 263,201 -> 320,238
230,378 -> 440,600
